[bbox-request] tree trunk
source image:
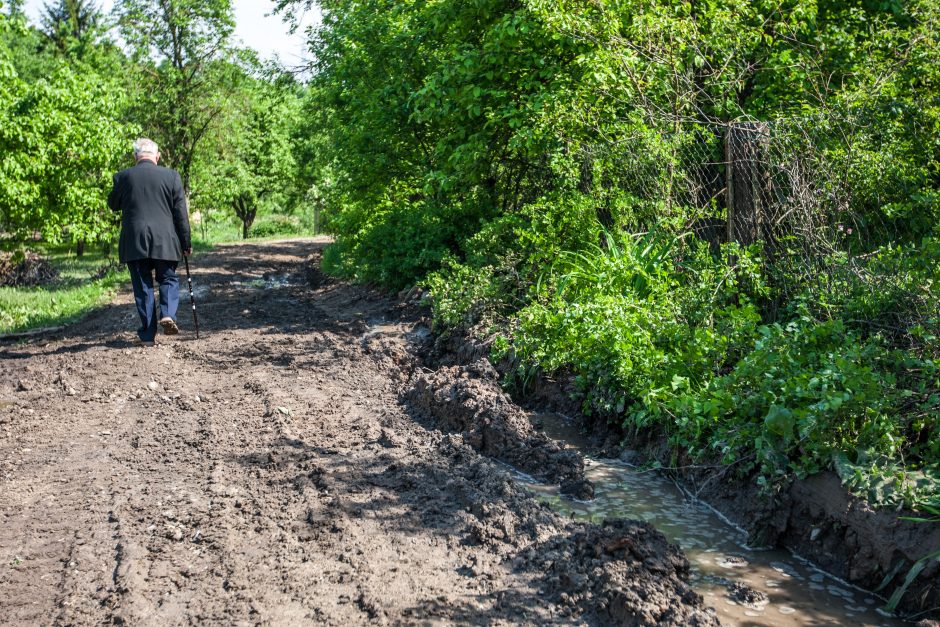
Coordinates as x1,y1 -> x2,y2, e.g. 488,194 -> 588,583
76,239 -> 85,257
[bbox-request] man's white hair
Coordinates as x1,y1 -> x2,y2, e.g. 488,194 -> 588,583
133,138 -> 159,159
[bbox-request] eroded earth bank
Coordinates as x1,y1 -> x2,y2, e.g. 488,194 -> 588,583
0,239 -> 717,625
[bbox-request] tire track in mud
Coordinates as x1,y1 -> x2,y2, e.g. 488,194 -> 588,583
1,238 -> 716,626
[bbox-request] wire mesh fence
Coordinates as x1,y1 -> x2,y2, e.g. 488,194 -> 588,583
570,112 -> 937,329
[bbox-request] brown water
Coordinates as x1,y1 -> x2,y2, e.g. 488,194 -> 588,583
519,413 -> 907,627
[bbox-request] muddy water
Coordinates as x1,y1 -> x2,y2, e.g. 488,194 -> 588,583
521,413 -> 906,627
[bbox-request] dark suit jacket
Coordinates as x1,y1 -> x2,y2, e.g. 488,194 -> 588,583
108,160 -> 191,263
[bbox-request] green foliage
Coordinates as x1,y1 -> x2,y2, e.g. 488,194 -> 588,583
116,0 -> 237,193
194,68 -> 300,238
425,260 -> 500,331
338,201 -> 476,290
505,231 -> 765,420
673,320 -> 922,477
249,214 -> 303,239
494,226 -> 939,509
0,63 -> 135,244
40,0 -> 107,58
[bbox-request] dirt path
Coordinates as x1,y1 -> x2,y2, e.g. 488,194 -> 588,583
0,239 -> 716,626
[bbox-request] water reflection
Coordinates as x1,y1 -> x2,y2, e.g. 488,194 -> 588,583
520,414 -> 905,627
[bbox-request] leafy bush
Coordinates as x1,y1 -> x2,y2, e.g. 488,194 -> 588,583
250,214 -> 304,238
502,229 -> 765,416
671,316 -> 940,508
486,225 -> 940,509
423,192 -> 602,329
327,201 -> 486,290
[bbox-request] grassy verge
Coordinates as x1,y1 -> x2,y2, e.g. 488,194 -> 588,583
0,244 -> 126,335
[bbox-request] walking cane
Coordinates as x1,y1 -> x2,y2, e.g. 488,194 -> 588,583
183,255 -> 200,339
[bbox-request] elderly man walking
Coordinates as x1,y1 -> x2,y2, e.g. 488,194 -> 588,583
108,138 -> 192,346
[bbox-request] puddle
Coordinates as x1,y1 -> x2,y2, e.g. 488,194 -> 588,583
361,322 -> 400,340
518,413 -> 906,627
230,273 -> 296,291
361,319 -> 432,342
256,273 -> 295,289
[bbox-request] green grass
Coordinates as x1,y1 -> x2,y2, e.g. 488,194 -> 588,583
192,219 -> 243,246
191,210 -> 321,247
0,244 -> 126,335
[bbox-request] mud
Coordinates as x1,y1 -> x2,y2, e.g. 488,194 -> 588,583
404,360 -> 593,499
440,323 -> 940,620
0,239 -> 713,625
505,365 -> 940,620
689,468 -> 940,618
515,520 -> 719,626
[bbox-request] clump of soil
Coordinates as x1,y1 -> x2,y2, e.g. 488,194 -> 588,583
727,581 -> 768,609
515,519 -> 720,626
303,251 -> 337,289
0,251 -> 59,287
403,358 -> 594,499
433,436 -> 718,626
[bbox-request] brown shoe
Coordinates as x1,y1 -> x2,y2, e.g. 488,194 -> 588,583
136,338 -> 156,347
159,317 -> 179,336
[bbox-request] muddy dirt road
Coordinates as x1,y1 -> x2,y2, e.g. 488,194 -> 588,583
0,239 -> 716,626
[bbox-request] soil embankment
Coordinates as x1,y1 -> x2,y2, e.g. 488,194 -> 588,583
0,239 -> 716,625
466,335 -> 940,621
429,330 -> 940,621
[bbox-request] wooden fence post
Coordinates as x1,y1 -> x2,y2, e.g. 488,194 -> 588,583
725,122 -> 771,246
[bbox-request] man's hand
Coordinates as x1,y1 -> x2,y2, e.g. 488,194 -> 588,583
184,248 -> 192,257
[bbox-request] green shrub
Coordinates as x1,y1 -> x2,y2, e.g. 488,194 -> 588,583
333,200 -> 486,290
489,225 -> 940,509
669,316 -> 940,508
424,192 -> 632,334
503,230 -> 765,417
425,259 -> 499,331
250,214 -> 304,238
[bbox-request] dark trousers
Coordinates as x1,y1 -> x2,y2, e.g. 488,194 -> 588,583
128,259 -> 179,342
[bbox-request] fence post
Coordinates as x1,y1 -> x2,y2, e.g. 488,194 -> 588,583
725,121 -> 771,246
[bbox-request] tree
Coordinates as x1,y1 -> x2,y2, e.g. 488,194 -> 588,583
3,1 -> 25,17
116,0 -> 236,196
0,65 -> 135,245
40,0 -> 104,54
196,70 -> 298,239
1,1 -> 57,81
